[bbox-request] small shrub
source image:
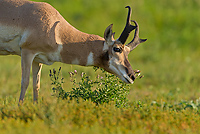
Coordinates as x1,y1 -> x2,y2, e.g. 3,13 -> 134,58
49,67 -> 131,107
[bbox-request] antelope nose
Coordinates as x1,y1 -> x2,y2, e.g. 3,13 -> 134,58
131,75 -> 135,81
129,74 -> 135,82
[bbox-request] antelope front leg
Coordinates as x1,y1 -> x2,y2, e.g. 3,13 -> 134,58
19,49 -> 36,104
32,61 -> 43,102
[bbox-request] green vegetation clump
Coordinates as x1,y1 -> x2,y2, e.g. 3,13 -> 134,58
49,67 -> 130,107
0,97 -> 200,134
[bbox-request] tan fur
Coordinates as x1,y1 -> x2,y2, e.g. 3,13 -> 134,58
60,34 -> 104,66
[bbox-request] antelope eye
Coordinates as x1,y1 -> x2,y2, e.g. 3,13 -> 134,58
113,47 -> 122,53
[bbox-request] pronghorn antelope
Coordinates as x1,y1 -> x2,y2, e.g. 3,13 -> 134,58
0,0 -> 147,103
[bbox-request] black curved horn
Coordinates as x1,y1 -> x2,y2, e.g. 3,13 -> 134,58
117,6 -> 136,44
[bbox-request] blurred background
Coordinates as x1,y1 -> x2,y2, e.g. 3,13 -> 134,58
0,0 -> 200,103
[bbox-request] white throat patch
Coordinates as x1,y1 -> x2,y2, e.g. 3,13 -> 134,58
86,52 -> 94,66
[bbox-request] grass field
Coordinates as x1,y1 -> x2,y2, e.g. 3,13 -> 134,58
0,0 -> 200,133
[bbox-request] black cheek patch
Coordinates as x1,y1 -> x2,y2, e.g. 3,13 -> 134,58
103,51 -> 109,61
101,51 -> 109,66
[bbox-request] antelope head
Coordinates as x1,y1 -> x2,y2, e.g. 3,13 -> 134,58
101,6 -> 147,84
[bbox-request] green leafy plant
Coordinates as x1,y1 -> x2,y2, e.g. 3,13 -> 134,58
49,67 -> 66,99
151,98 -> 200,111
49,67 -> 131,107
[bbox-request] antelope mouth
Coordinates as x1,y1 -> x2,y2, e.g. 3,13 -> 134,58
122,74 -> 134,84
122,70 -> 142,84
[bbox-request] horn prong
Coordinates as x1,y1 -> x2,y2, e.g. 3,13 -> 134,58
126,20 -> 147,51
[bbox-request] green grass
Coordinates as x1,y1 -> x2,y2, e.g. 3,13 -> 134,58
0,0 -> 200,133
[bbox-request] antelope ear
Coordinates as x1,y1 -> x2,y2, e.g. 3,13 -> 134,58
104,24 -> 113,43
112,32 -> 115,40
